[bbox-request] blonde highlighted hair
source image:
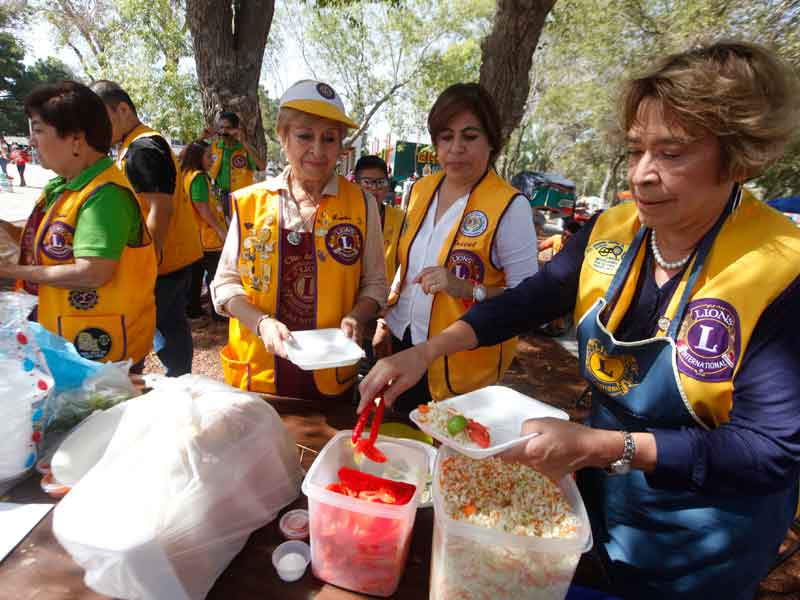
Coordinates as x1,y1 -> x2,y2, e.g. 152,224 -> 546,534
620,40 -> 800,180
275,106 -> 348,148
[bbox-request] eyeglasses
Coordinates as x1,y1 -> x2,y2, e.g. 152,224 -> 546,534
356,177 -> 389,188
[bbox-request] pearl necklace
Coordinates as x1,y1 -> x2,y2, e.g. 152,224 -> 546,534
650,230 -> 691,270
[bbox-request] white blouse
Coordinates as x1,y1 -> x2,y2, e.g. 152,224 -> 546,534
385,192 -> 538,345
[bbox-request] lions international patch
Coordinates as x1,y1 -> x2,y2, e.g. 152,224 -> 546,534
68,289 -> 99,311
42,221 -> 75,261
585,338 -> 640,396
232,154 -> 247,169
460,210 -> 488,237
586,240 -> 625,275
316,82 -> 336,99
446,250 -> 485,282
676,299 -> 740,382
325,223 -> 363,265
73,327 -> 112,360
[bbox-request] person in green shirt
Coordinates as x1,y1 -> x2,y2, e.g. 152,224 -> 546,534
180,141 -> 227,320
199,112 -> 266,218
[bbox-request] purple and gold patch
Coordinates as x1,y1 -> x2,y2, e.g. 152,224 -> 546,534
446,250 -> 485,282
676,298 -> 740,382
325,223 -> 363,265
231,154 -> 248,169
41,221 -> 75,261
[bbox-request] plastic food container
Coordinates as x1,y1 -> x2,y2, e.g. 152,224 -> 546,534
285,328 -> 365,370
272,540 -> 311,582
301,431 -> 428,597
430,445 -> 592,600
410,385 -> 568,459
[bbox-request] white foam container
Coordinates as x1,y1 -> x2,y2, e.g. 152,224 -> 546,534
410,385 -> 568,459
431,445 -> 593,600
301,431 -> 428,597
285,328 -> 365,370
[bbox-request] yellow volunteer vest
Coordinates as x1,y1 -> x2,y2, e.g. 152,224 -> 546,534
576,192 -> 800,428
118,124 -> 203,274
184,170 -> 225,251
391,170 -> 518,401
383,204 -> 404,281
220,177 -> 366,395
34,164 -> 157,364
209,139 -> 255,192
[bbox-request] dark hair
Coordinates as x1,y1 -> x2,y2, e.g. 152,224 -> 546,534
218,111 -> 239,128
565,220 -> 582,235
90,80 -> 138,115
354,155 -> 388,176
428,83 -> 503,164
25,80 -> 112,154
180,141 -> 209,172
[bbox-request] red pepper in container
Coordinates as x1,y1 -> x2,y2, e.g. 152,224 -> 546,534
326,468 -> 416,506
352,394 -> 387,463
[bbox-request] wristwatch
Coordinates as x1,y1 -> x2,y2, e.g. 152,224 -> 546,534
472,283 -> 488,303
604,431 -> 635,475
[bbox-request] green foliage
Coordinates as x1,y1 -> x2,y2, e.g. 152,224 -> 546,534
513,0 -> 800,200
33,0 -> 203,142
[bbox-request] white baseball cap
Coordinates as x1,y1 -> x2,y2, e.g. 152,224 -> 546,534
279,80 -> 359,129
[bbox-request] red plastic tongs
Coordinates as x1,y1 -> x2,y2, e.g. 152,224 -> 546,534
351,391 -> 387,463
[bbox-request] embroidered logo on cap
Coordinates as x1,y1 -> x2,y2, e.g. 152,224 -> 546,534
316,82 -> 336,100
676,298 -> 740,382
446,250 -> 485,282
460,210 -> 489,237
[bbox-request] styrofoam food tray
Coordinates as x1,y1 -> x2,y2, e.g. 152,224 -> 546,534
409,385 -> 568,459
285,328 -> 365,370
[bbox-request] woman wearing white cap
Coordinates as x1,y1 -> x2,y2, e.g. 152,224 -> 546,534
210,80 -> 387,400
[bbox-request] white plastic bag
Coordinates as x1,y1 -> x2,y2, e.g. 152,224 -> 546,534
53,375 -> 303,600
0,292 -> 53,481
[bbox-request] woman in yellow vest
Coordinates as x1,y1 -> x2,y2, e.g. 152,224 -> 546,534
370,83 -> 538,412
210,80 -> 387,399
181,141 -> 228,321
0,81 -> 156,367
361,42 -> 800,599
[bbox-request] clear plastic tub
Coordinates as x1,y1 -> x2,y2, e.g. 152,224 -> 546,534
430,445 -> 593,600
301,430 -> 429,597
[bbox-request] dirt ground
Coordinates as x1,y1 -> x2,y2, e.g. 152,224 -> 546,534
144,313 -> 800,598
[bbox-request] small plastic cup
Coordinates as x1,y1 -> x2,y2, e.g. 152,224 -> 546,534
279,508 -> 309,540
272,540 -> 311,582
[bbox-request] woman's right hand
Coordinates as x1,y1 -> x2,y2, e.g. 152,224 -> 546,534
358,343 -> 431,412
372,319 -> 392,359
257,316 -> 293,358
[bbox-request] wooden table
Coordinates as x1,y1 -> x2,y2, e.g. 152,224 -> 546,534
0,394 -> 607,600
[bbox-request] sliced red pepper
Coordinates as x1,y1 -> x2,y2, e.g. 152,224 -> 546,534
332,467 -> 416,505
466,419 -> 491,448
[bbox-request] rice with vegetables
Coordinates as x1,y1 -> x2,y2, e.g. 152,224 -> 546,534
416,402 -> 489,449
440,455 -> 579,538
431,454 -> 583,600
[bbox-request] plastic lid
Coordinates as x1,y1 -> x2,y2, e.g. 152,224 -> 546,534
279,509 -> 309,540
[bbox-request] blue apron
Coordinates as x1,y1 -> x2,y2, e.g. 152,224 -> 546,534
576,209 -> 797,599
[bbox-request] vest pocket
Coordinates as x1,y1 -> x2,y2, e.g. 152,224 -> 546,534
57,314 -> 127,363
220,345 -> 252,391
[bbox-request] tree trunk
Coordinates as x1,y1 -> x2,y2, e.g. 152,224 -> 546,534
605,151 -> 625,205
185,0 -> 274,161
479,0 -> 556,149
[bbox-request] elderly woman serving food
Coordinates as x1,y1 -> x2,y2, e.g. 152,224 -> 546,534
211,80 -> 387,400
360,41 -> 800,599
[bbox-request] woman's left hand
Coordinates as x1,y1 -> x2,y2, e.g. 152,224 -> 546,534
414,266 -> 470,298
341,314 -> 364,345
499,418 -> 613,481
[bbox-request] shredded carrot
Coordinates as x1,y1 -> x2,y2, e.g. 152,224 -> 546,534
418,404 -> 429,413
462,503 -> 477,516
